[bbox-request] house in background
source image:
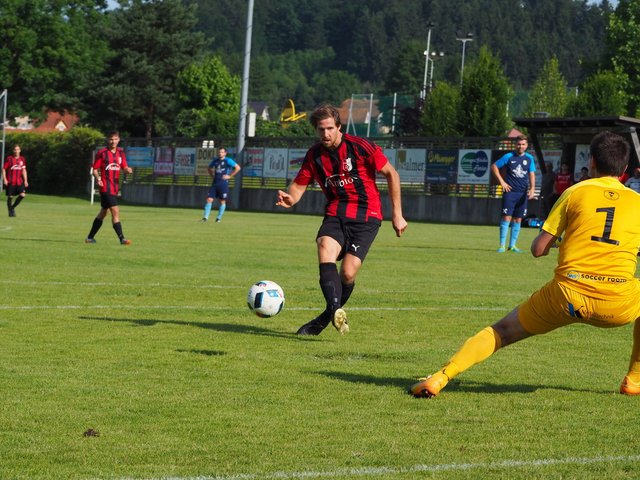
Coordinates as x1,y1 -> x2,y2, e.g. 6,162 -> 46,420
248,102 -> 270,121
6,110 -> 79,132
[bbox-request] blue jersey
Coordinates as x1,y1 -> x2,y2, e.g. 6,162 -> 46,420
208,157 -> 238,184
494,151 -> 536,192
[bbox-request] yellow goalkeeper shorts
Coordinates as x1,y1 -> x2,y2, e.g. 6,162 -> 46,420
518,279 -> 640,335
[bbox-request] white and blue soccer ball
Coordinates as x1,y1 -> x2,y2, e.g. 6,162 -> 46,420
247,280 -> 285,318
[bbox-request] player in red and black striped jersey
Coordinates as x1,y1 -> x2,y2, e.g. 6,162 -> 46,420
85,132 -> 133,245
277,103 -> 407,336
2,145 -> 29,217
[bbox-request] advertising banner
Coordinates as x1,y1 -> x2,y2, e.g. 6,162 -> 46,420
574,144 -> 590,182
243,148 -> 264,177
124,147 -> 154,168
263,148 -> 288,179
395,149 -> 426,183
153,147 -> 174,175
174,147 -> 196,175
287,149 -> 308,180
195,147 -> 217,176
425,149 -> 457,184
457,149 -> 491,184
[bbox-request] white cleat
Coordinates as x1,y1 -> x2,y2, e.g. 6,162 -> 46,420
332,308 -> 349,334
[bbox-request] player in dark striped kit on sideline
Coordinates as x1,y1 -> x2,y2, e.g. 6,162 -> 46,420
2,145 -> 29,217
277,103 -> 407,335
85,132 -> 133,245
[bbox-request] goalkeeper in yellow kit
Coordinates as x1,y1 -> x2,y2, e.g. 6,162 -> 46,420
411,131 -> 640,398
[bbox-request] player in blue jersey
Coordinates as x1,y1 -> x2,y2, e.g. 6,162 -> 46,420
202,147 -> 241,222
491,135 -> 536,252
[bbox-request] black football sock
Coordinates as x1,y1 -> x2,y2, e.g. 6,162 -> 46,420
319,262 -> 342,313
113,222 -> 125,241
340,282 -> 355,307
11,196 -> 23,209
7,197 -> 12,212
87,218 -> 103,239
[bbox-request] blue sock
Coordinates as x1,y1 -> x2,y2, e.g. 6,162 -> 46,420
509,222 -> 521,248
216,203 -> 226,220
499,220 -> 510,247
203,202 -> 212,219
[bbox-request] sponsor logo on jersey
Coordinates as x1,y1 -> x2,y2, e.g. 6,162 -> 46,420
604,190 -> 620,201
105,164 -> 121,171
325,173 -> 359,188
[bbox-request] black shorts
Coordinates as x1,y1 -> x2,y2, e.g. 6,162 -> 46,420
5,185 -> 25,196
100,193 -> 119,209
316,216 -> 380,262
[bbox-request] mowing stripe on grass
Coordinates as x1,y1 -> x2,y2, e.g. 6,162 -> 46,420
148,454 -> 640,480
0,305 -> 511,312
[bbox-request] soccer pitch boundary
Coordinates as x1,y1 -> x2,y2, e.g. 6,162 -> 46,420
128,454 -> 640,480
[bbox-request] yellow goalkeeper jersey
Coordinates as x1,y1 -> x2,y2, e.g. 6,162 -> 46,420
543,176 -> 640,299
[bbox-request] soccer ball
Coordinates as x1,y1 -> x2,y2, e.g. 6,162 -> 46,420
247,280 -> 285,318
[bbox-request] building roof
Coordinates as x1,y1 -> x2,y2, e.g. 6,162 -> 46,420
6,110 -> 79,132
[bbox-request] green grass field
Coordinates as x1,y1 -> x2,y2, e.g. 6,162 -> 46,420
2,194 -> 640,480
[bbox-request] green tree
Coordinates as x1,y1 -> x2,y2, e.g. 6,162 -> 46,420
606,0 -> 640,115
383,40 -> 425,97
459,46 -> 511,137
421,82 -> 462,137
566,70 -> 629,117
177,56 -> 240,111
86,0 -> 207,140
0,1 -> 110,119
174,55 -> 240,137
524,56 -> 569,117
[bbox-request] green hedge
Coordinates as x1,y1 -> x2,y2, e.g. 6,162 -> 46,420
5,128 -> 104,195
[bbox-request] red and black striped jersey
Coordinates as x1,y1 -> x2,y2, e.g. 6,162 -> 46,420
3,155 -> 26,186
294,133 -> 388,222
93,147 -> 128,195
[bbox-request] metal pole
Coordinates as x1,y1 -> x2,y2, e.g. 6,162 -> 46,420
421,26 -> 432,100
391,92 -> 397,134
429,54 -> 435,91
460,40 -> 467,86
457,34 -> 473,86
366,93 -> 373,137
0,90 -> 6,193
233,0 -> 254,208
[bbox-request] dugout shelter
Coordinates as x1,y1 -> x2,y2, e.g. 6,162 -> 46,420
514,116 -> 640,175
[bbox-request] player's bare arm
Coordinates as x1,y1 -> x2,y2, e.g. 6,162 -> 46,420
379,162 -> 407,237
530,230 -> 557,257
491,163 -> 511,192
276,182 -> 306,208
223,164 -> 241,181
528,171 -> 536,199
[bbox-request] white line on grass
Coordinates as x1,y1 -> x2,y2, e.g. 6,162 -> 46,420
140,454 -> 640,480
0,280 -> 237,289
0,305 -> 509,312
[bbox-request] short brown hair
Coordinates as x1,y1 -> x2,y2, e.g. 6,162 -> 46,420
309,103 -> 341,128
589,131 -> 630,177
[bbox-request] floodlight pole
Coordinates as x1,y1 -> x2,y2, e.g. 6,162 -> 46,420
421,22 -> 434,100
233,0 -> 254,208
456,33 -> 474,86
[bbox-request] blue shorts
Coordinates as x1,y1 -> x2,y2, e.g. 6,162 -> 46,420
207,182 -> 229,200
501,190 -> 528,218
